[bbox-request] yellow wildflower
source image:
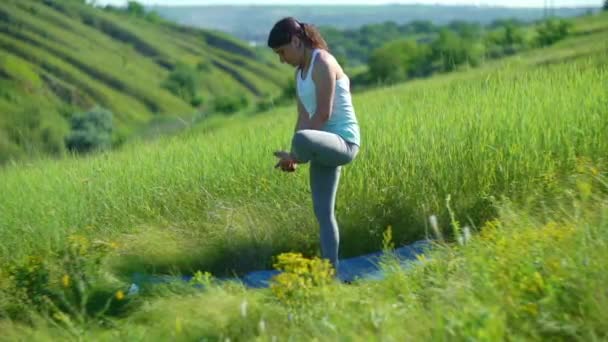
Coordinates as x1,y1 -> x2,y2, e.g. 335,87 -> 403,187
61,274 -> 70,288
175,317 -> 182,334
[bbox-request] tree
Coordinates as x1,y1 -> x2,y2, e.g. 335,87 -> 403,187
126,1 -> 145,17
368,39 -> 432,83
431,30 -> 484,72
368,41 -> 408,83
485,22 -> 528,57
447,20 -> 482,40
604,0 -> 608,11
409,20 -> 437,34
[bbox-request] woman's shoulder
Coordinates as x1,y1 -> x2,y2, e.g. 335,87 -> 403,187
315,49 -> 337,66
314,49 -> 344,79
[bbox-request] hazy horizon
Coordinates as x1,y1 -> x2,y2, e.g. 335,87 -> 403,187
91,0 -> 601,8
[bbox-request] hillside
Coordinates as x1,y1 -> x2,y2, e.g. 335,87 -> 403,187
0,0 -> 290,164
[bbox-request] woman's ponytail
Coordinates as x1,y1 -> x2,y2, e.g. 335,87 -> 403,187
268,17 -> 329,50
300,22 -> 328,50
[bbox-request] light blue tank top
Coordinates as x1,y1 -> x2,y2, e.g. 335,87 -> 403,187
296,49 -> 361,147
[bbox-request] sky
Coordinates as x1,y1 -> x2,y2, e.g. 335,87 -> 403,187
91,0 -> 602,8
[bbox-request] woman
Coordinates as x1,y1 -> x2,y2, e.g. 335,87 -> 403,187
268,17 -> 361,272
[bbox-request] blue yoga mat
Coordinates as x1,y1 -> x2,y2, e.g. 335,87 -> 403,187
128,239 -> 432,295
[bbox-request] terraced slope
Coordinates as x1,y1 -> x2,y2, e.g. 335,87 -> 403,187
0,0 -> 289,163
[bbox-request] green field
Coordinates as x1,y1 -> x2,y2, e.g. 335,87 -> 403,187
0,11 -> 607,341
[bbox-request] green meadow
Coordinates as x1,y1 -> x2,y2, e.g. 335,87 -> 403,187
0,10 -> 607,341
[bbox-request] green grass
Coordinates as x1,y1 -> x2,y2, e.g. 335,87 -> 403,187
0,32 -> 606,268
0,10 -> 607,341
1,152 -> 606,341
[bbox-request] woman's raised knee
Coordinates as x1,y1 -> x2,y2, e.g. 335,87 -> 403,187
292,130 -> 313,148
291,130 -> 314,161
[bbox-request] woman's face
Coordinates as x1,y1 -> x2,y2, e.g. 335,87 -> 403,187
273,37 -> 302,67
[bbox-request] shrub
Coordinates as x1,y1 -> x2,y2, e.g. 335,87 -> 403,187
161,63 -> 201,106
270,252 -> 335,308
255,96 -> 275,112
279,77 -> 296,101
0,135 -> 22,165
65,106 -> 113,154
213,94 -> 248,114
2,236 -> 130,327
536,19 -> 571,47
6,106 -> 67,158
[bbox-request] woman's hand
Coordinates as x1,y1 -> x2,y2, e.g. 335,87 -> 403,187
274,151 -> 297,172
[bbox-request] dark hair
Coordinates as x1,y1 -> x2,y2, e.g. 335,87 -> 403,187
267,17 -> 328,50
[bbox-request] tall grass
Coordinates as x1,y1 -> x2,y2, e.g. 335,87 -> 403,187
1,51 -> 606,276
1,149 -> 606,341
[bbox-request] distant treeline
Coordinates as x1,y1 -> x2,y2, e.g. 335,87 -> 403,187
320,16 -> 576,87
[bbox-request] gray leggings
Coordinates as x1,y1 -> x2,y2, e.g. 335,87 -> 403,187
291,129 -> 359,270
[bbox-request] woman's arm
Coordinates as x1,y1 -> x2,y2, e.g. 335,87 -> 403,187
288,97 -> 310,161
309,53 -> 336,130
296,96 -> 311,131
293,68 -> 311,132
